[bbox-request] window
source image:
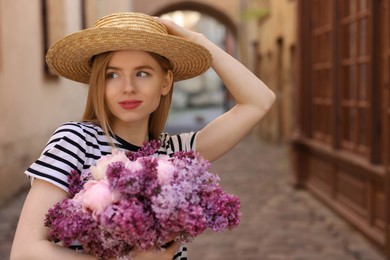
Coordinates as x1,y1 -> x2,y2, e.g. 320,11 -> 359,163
338,0 -> 372,156
381,0 -> 390,163
310,0 -> 333,143
41,0 -> 65,78
308,0 -> 375,158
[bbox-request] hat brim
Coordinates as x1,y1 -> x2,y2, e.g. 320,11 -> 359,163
46,27 -> 213,83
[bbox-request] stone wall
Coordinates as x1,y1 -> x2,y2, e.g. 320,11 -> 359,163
247,0 -> 298,143
0,0 -> 131,205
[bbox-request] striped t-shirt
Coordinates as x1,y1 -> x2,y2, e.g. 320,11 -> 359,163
26,121 -> 195,259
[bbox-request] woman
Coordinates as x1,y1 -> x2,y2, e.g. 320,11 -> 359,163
11,12 -> 275,259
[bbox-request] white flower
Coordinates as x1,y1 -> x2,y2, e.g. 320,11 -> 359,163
156,156 -> 175,185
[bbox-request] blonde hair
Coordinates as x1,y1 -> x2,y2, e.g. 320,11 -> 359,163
82,51 -> 173,145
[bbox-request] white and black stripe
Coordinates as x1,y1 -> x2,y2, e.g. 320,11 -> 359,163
67,245 -> 188,259
25,121 -> 196,259
174,246 -> 188,259
26,121 -> 197,192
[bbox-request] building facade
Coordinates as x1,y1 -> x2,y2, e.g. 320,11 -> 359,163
1,0 -> 86,205
291,0 -> 390,256
0,0 -> 135,205
241,0 -> 298,143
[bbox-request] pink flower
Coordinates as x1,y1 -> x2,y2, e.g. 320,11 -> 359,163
90,149 -> 129,180
75,179 -> 119,217
125,159 -> 143,172
156,156 -> 175,185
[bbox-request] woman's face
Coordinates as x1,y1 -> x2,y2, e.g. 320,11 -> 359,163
105,50 -> 172,131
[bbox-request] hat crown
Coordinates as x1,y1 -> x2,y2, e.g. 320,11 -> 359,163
47,12 -> 212,83
93,12 -> 167,35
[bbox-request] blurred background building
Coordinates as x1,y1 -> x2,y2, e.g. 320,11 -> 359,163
1,0 -> 389,257
291,0 -> 390,257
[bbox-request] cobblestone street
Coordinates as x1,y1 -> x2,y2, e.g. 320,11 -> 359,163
186,133 -> 385,260
0,132 -> 386,260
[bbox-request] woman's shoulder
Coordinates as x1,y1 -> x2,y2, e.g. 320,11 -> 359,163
27,122 -> 106,193
51,121 -> 106,141
54,121 -> 103,134
44,121 -> 107,151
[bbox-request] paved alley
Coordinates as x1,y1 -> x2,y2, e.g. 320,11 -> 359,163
186,133 -> 385,260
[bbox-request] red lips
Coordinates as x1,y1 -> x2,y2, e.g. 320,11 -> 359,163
118,100 -> 142,109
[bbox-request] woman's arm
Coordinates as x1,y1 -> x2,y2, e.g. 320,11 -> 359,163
157,18 -> 276,161
11,179 -> 182,260
10,179 -> 97,260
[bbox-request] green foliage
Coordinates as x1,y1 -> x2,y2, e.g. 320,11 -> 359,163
241,8 -> 269,21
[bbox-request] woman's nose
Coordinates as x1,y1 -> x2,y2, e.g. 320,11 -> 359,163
123,77 -> 136,93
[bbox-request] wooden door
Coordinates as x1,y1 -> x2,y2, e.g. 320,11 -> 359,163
310,0 -> 334,144
380,0 -> 390,253
338,0 -> 373,157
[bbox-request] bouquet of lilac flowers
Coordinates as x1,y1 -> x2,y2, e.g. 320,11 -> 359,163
44,140 -> 240,259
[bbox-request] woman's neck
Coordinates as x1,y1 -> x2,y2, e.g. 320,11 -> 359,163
111,121 -> 149,147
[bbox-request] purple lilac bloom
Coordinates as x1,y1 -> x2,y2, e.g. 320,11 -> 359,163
99,198 -> 157,250
44,199 -> 95,247
45,140 -> 241,259
126,139 -> 160,161
68,170 -> 84,198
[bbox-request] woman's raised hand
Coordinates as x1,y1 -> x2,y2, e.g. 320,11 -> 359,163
155,17 -> 201,42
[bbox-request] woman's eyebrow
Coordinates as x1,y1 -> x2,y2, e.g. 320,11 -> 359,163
106,66 -> 121,71
135,65 -> 155,71
106,65 -> 155,71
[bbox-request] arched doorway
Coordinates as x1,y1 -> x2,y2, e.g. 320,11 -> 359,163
152,1 -> 237,37
153,7 -> 237,134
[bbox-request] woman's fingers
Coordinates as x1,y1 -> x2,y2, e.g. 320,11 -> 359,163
131,242 -> 181,260
161,240 -> 174,249
155,17 -> 192,39
163,241 -> 181,255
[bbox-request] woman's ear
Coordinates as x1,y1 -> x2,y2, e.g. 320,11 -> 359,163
161,70 -> 173,96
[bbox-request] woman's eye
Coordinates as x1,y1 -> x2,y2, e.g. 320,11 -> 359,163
136,71 -> 149,78
106,72 -> 119,79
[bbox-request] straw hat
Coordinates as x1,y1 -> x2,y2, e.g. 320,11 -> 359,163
46,12 -> 212,83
